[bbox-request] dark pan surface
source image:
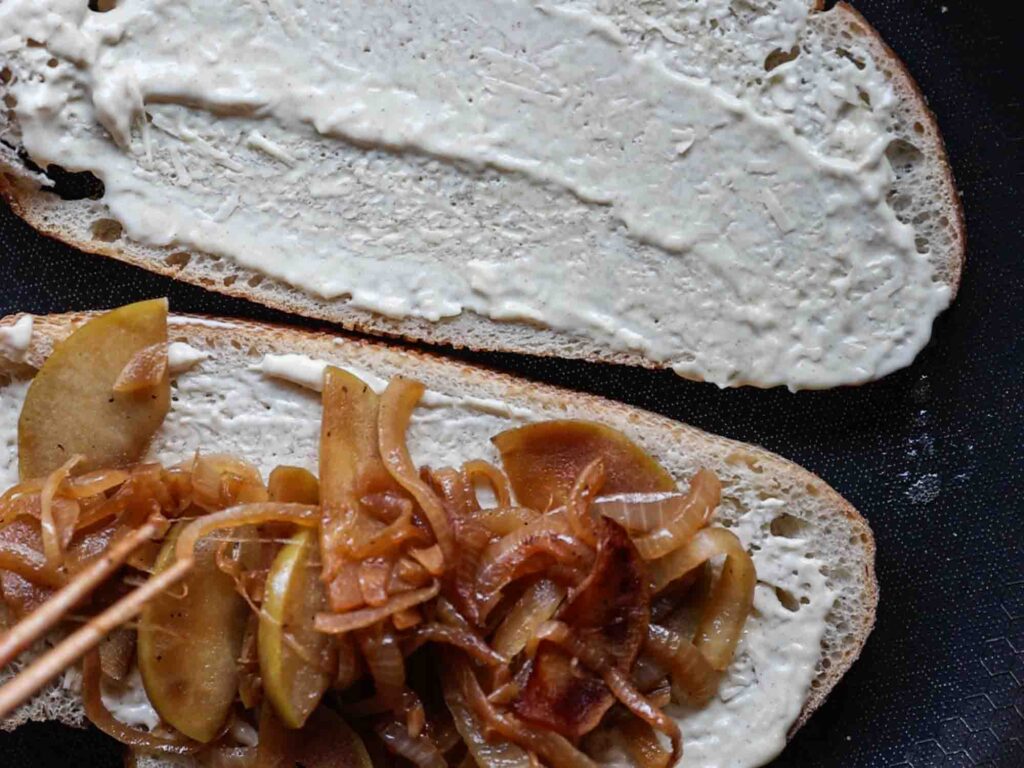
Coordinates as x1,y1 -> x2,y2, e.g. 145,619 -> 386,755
0,1 -> 1021,765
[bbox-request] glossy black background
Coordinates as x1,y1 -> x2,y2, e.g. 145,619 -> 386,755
0,1 -> 1021,765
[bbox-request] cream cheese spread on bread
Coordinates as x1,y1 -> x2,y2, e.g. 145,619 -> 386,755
0,341 -> 833,767
0,0 -> 950,389
0,316 -> 33,362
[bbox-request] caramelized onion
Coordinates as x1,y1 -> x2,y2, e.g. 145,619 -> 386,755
632,469 -> 721,561
314,582 -> 440,634
618,718 -> 671,768
334,632 -> 363,690
356,623 -> 407,705
378,378 -> 455,562
514,519 -> 648,738
375,719 -> 446,768
441,665 -> 532,768
694,540 -> 755,671
175,503 -> 318,563
358,557 -> 394,607
644,624 -> 718,704
649,526 -> 743,593
0,520 -> 65,588
473,507 -> 539,537
348,501 -> 425,559
68,468 -> 131,499
453,654 -> 598,768
461,460 -> 513,509
475,513 -> 592,619
565,459 -> 604,548
448,518 -> 492,626
39,456 -> 81,567
82,651 -> 199,754
536,622 -> 681,765
406,623 -> 506,666
491,578 -> 566,659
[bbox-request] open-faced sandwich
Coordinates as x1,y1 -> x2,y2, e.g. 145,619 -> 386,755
0,302 -> 876,767
0,1 -> 963,389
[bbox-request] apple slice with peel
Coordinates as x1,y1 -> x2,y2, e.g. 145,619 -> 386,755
137,522 -> 248,743
259,528 -> 334,728
18,298 -> 169,479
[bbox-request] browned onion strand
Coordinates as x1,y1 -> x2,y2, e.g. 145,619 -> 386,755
632,468 -> 721,561
39,456 -> 82,567
618,718 -> 672,768
406,622 -> 507,666
474,513 -> 593,620
491,578 -> 566,659
378,378 -> 455,562
565,458 -> 604,548
534,622 -> 682,765
453,653 -> 599,768
356,622 -> 407,707
461,459 -> 513,509
644,624 -> 719,704
314,581 -> 440,634
82,650 -> 199,754
375,718 -> 447,768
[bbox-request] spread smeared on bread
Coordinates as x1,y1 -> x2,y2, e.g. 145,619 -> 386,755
0,1 -> 962,389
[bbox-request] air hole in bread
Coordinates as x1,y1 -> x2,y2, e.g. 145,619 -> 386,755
3,95 -> 16,109
770,513 -> 809,539
89,218 -> 122,243
834,47 -> 866,71
88,0 -> 118,12
775,587 -> 800,612
0,67 -> 12,84
764,46 -> 800,72
40,164 -> 104,201
885,138 -> 924,175
247,274 -> 264,287
164,251 -> 191,269
223,275 -> 237,287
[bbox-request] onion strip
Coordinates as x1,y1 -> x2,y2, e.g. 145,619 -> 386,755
39,456 -> 82,568
644,624 -> 718,704
378,378 -> 455,562
82,650 -> 198,754
565,459 -> 604,547
491,578 -> 566,659
461,460 -> 513,509
314,582 -> 440,634
453,654 -> 599,768
631,468 -> 720,561
536,622 -> 681,765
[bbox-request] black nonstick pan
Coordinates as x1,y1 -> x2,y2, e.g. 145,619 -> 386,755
0,1 -> 1021,765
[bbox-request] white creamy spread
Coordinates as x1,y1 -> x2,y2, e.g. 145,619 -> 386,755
0,0 -> 950,389
167,342 -> 208,373
0,316 -> 33,361
0,354 -> 834,767
100,667 -> 161,732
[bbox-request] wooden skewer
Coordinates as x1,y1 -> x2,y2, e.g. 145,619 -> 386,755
0,519 -> 162,670
0,541 -> 192,720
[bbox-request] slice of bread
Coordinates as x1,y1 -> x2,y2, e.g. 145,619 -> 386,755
0,1 -> 963,389
0,311 -> 877,765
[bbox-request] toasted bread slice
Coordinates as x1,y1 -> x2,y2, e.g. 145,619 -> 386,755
0,311 -> 876,765
0,1 -> 962,389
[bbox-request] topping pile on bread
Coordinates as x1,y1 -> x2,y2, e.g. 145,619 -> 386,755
0,305 -> 877,767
